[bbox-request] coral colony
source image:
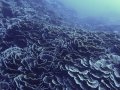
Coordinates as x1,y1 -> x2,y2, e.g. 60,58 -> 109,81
0,0 -> 120,90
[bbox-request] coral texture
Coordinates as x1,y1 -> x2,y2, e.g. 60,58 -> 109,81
0,0 -> 120,90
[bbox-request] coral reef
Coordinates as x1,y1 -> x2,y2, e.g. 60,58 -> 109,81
0,0 -> 120,90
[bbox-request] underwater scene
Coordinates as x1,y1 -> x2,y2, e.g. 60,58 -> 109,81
0,0 -> 120,90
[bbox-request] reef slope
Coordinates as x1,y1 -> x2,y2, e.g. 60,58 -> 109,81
0,0 -> 120,90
